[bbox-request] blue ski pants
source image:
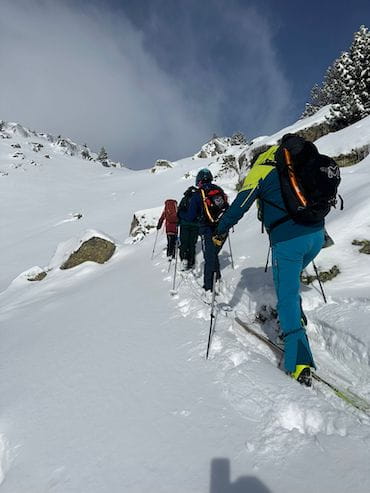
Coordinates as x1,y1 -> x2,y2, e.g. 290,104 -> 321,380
271,229 -> 325,372
201,228 -> 221,291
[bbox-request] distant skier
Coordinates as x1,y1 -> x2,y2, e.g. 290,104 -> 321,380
180,168 -> 228,301
157,199 -> 178,259
177,186 -> 199,271
213,134 -> 340,386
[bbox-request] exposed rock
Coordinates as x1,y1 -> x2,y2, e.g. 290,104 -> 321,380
301,265 -> 340,285
352,239 -> 370,254
12,152 -> 25,159
151,159 -> 173,173
30,142 -> 44,152
249,144 -> 271,166
197,137 -> 230,158
295,121 -> 335,142
60,237 -> 116,269
28,271 -> 47,282
249,121 -> 336,166
11,143 -> 21,149
129,207 -> 162,243
332,145 -> 370,167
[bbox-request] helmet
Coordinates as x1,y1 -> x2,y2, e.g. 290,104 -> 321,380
195,168 -> 213,186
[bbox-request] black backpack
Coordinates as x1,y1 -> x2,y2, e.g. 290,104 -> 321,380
270,134 -> 342,229
177,186 -> 198,217
200,184 -> 228,224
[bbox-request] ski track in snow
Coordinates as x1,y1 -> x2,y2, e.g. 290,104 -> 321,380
155,248 -> 370,466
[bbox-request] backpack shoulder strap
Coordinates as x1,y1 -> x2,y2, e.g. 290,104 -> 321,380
200,188 -> 216,224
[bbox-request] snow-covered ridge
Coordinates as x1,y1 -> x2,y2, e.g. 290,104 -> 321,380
0,119 -> 124,173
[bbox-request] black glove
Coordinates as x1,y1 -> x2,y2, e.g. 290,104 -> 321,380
212,233 -> 227,248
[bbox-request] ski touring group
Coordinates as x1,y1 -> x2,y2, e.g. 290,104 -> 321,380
154,134 -> 342,390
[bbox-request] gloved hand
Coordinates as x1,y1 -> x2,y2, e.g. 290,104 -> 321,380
156,224 -> 161,230
212,233 -> 227,248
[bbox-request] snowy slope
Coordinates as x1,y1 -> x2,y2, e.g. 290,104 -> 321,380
1,116 -> 370,492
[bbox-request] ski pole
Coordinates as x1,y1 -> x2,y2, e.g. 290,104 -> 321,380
264,245 -> 271,273
151,229 -> 159,260
312,260 -> 327,303
228,235 -> 235,270
172,238 -> 179,291
206,272 -> 217,359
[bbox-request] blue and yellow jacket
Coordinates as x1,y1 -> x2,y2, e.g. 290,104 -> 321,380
216,146 -> 324,244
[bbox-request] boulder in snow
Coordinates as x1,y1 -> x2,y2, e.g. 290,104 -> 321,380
60,236 -> 116,270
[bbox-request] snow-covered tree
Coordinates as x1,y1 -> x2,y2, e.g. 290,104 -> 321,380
97,147 -> 108,162
303,25 -> 370,128
329,26 -> 370,127
230,132 -> 248,146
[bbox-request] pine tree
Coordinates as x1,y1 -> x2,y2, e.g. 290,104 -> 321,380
350,25 -> 370,116
97,147 -> 108,163
303,25 -> 370,128
231,132 -> 247,146
329,27 -> 370,127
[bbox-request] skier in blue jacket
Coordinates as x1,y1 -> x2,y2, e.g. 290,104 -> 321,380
181,168 -> 228,301
213,139 -> 325,386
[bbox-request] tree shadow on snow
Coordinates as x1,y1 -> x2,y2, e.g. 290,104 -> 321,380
210,458 -> 271,493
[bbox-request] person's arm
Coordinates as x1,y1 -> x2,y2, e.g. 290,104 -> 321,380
157,210 -> 165,230
215,164 -> 268,235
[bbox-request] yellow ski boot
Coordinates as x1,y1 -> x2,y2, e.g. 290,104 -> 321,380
291,365 -> 312,387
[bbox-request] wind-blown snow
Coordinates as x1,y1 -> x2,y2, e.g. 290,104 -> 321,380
1,115 -> 370,492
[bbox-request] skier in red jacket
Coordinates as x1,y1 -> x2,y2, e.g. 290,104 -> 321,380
157,199 -> 178,259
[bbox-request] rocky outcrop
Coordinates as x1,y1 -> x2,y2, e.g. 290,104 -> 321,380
151,159 -> 173,173
332,145 -> 370,167
28,271 -> 48,281
197,137 -> 231,158
301,265 -> 340,285
249,121 -> 336,166
60,237 -> 116,269
352,239 -> 370,254
295,121 -> 335,142
129,207 -> 162,243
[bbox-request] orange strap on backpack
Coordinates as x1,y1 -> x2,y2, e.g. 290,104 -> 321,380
283,148 -> 307,207
200,188 -> 215,223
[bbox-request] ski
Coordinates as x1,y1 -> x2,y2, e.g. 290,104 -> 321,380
235,316 -> 370,416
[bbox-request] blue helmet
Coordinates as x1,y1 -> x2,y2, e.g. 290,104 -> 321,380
195,168 -> 213,186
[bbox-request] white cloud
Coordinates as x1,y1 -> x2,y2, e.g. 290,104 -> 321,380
0,0 -> 216,167
0,0 -> 293,168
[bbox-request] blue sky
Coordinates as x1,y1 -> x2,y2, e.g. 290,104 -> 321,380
0,0 -> 369,168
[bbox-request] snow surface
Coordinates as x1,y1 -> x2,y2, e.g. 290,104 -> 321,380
1,114 -> 370,492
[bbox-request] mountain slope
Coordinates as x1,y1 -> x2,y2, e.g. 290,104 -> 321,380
1,115 -> 370,492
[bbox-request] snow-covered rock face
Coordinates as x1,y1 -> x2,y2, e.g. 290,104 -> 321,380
128,207 -> 163,243
197,136 -> 232,158
0,120 -> 124,172
150,159 -> 173,173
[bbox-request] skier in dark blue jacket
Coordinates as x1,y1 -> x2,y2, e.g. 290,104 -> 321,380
181,168 -> 228,301
213,142 -> 325,386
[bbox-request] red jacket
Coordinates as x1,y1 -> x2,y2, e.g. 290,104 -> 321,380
157,210 -> 178,234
